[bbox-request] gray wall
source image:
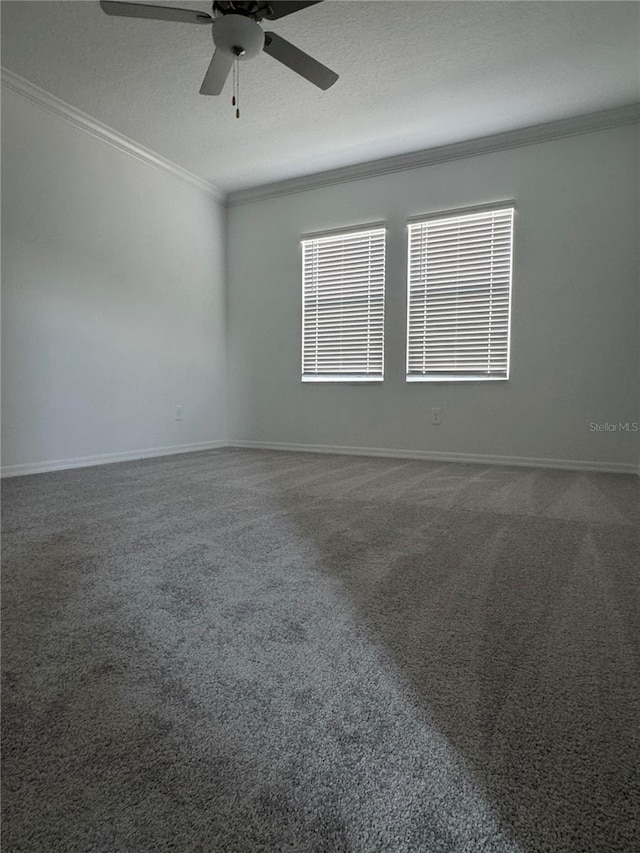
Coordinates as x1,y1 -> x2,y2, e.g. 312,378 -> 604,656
2,91 -> 638,475
1,87 -> 228,472
226,124 -> 639,469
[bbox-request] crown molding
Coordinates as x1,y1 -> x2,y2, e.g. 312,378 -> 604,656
1,68 -> 225,202
227,102 -> 640,206
3,66 -> 637,209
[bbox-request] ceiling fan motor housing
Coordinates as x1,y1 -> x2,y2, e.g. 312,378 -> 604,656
212,13 -> 265,59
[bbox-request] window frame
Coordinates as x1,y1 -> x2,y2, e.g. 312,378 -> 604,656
300,222 -> 387,384
405,201 -> 516,383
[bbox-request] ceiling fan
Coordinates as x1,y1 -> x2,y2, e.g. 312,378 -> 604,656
99,1 -> 339,99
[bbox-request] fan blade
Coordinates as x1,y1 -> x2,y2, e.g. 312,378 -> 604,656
263,32 -> 337,89
263,1 -> 322,21
199,50 -> 234,95
99,1 -> 211,25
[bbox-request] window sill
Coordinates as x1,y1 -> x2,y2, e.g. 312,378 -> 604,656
302,375 -> 384,384
406,375 -> 509,383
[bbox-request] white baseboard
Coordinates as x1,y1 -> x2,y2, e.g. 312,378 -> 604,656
0,440 -> 227,478
3,439 -> 637,478
228,440 -> 639,475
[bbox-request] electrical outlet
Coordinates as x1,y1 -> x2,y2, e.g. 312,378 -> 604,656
175,405 -> 183,421
431,407 -> 442,425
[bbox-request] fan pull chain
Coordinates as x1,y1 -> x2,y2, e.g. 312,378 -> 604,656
232,56 -> 236,108
235,56 -> 240,119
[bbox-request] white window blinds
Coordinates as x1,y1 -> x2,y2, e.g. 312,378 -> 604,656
407,206 -> 514,381
302,226 -> 386,381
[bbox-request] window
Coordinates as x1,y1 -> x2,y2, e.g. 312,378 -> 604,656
302,225 -> 386,382
406,205 -> 515,381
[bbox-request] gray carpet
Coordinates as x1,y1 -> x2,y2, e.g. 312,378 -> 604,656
2,448 -> 639,852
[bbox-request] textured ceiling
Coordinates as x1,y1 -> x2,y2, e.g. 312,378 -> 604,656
2,0 -> 639,193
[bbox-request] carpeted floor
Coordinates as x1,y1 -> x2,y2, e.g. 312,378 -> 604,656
2,448 -> 639,852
